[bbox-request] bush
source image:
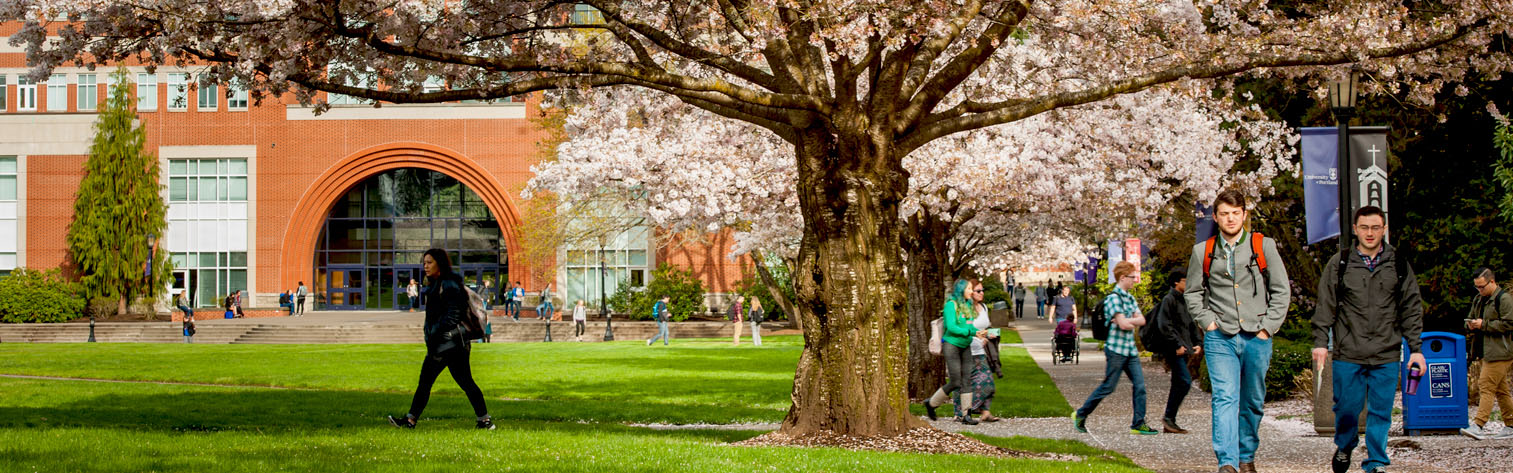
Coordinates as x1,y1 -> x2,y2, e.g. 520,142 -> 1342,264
0,268 -> 88,323
1193,337 -> 1314,402
979,277 -> 1011,308
607,264 -> 707,321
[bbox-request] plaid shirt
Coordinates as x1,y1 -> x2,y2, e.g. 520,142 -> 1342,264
1103,287 -> 1141,357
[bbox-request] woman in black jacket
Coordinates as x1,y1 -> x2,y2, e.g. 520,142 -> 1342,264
389,248 -> 494,430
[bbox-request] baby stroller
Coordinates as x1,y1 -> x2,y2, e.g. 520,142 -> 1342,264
1052,319 -> 1079,365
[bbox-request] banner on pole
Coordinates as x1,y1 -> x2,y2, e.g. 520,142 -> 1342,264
1106,239 -> 1123,284
1301,126 -> 1390,245
1124,239 -> 1142,271
1195,202 -> 1215,245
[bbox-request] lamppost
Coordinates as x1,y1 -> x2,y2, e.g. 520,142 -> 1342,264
1328,67 -> 1361,322
599,234 -> 615,341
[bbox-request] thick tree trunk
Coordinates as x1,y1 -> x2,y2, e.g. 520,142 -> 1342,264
750,249 -> 800,330
902,215 -> 952,400
779,127 -> 923,437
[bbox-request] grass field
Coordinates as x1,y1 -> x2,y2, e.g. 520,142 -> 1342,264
0,336 -> 1134,472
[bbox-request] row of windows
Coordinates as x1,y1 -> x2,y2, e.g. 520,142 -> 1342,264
0,73 -> 248,113
168,159 -> 249,202
0,157 -> 14,201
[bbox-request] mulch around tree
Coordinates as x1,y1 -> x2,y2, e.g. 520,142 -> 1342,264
735,427 -> 1080,460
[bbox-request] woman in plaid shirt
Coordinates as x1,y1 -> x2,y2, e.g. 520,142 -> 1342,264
1074,261 -> 1158,435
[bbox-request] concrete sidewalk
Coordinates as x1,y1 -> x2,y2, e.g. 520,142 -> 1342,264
929,300 -> 1494,473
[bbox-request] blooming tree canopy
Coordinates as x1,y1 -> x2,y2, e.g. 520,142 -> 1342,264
8,0 -> 1507,440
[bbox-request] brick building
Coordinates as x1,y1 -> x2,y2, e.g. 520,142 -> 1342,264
0,27 -> 749,313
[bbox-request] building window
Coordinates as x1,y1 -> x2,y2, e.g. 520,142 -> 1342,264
562,225 -> 650,310
571,4 -> 605,25
227,84 -> 248,110
326,66 -> 371,105
170,251 -> 247,308
0,156 -> 17,273
77,73 -> 97,111
169,158 -> 248,202
197,76 -> 218,111
0,75 -> 7,111
18,76 -> 37,111
45,74 -> 66,112
167,73 -> 188,110
137,73 -> 157,111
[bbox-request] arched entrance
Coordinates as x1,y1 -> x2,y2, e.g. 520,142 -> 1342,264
279,143 -> 522,308
317,168 -> 508,309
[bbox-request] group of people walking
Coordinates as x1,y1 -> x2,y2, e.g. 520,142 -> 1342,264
923,278 -> 1001,425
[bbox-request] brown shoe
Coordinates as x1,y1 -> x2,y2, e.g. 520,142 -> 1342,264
1217,466 -> 1237,473
1238,462 -> 1257,473
1163,421 -> 1189,434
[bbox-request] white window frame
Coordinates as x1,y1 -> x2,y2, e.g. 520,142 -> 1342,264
167,73 -> 188,111
197,75 -> 218,111
77,73 -> 97,111
0,75 -> 7,112
45,74 -> 67,112
227,84 -> 248,110
136,73 -> 157,111
17,76 -> 36,111
0,156 -> 17,272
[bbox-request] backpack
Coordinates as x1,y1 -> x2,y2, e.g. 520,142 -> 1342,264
751,307 -> 765,324
460,286 -> 489,340
928,317 -> 944,355
1139,299 -> 1170,353
1090,297 -> 1109,341
1202,232 -> 1271,305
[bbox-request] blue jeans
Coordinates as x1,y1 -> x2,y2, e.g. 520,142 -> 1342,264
1164,352 -> 1194,422
1036,300 -> 1046,318
648,321 -> 669,345
1204,330 -> 1272,469
1076,350 -> 1147,429
1334,360 -> 1398,472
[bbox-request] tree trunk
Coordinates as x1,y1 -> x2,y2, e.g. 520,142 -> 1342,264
902,214 -> 952,400
779,127 -> 923,437
750,249 -> 800,330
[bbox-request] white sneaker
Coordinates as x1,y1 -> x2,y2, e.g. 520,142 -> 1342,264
1493,426 -> 1513,440
1462,424 -> 1489,440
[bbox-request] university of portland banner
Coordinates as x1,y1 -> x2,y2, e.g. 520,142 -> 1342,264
1105,239 -> 1123,284
1301,126 -> 1391,245
1194,202 -> 1215,244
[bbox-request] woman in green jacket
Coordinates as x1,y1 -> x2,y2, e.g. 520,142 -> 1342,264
925,278 -> 988,425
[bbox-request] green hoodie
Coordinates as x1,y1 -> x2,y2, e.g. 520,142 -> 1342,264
942,299 -> 975,349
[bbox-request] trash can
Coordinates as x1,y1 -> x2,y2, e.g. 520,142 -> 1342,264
1401,332 -> 1469,435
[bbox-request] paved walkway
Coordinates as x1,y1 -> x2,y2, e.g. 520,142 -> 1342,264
928,297 -> 1500,473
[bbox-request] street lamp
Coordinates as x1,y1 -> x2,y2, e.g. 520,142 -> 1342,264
1328,66 -> 1361,350
599,233 -> 615,341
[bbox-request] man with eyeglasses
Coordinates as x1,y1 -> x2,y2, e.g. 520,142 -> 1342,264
1463,267 -> 1513,440
1073,261 -> 1157,435
1312,206 -> 1426,473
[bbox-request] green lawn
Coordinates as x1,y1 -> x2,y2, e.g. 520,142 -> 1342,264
1002,327 -> 1024,344
0,336 -> 1135,472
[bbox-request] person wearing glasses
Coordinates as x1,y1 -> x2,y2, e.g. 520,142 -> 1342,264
924,278 -> 990,425
953,279 -> 1001,423
1074,261 -> 1157,435
1312,206 -> 1426,473
1463,267 -> 1513,440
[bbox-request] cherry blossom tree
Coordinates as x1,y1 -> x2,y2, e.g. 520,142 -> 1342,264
8,0 -> 1508,440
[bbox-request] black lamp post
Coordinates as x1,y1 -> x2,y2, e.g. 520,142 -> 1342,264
1328,67 -> 1361,351
600,235 -> 615,341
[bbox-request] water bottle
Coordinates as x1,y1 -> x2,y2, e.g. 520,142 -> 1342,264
1406,366 -> 1422,395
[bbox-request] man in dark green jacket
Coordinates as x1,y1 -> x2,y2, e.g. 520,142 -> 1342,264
1312,206 -> 1426,473
1463,267 -> 1513,440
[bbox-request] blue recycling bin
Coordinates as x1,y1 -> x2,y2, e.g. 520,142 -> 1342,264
1401,332 -> 1469,435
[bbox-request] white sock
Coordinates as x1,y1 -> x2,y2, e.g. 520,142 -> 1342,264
928,388 -> 949,407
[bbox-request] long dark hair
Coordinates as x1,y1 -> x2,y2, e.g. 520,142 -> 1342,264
422,248 -> 454,283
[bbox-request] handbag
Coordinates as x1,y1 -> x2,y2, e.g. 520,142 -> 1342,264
928,317 -> 944,355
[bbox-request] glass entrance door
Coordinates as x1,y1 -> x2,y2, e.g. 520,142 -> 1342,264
326,266 -> 365,310
395,266 -> 421,310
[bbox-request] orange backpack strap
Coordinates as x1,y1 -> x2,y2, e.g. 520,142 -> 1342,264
1251,232 -> 1267,271
1202,236 -> 1217,277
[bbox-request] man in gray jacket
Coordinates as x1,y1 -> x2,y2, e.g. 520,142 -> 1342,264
1184,189 -> 1290,473
1312,206 -> 1426,473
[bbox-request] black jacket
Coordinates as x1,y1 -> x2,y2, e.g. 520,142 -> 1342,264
424,273 -> 470,358
1158,287 -> 1200,352
1312,245 -> 1424,365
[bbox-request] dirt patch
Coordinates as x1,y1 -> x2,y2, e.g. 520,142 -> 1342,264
734,427 -> 1080,460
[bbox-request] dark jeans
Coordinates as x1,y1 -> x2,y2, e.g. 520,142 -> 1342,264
296,296 -> 306,314
1076,350 -> 1148,429
504,300 -> 520,319
407,349 -> 489,419
1334,360 -> 1399,471
575,320 -> 586,337
940,342 -> 973,397
1164,352 -> 1194,422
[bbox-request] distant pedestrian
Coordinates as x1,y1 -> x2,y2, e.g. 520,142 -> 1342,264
1053,286 -> 1077,323
647,296 -> 671,346
1074,261 -> 1157,435
953,279 -> 1000,423
538,283 -> 556,320
1313,206 -> 1427,472
507,281 -> 524,321
389,248 -> 494,430
748,297 -> 765,347
1035,285 -> 1048,319
176,292 -> 195,343
234,290 -> 245,318
730,295 -> 745,345
573,300 -> 588,341
295,281 -> 308,315
1150,270 -> 1201,434
1462,267 -> 1513,440
924,278 -> 984,425
1013,285 -> 1026,319
407,279 -> 420,312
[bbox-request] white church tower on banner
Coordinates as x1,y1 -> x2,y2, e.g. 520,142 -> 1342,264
1357,144 -> 1389,212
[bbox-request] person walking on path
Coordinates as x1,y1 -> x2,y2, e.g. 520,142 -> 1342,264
1053,286 -> 1077,324
647,296 -> 671,346
1014,284 -> 1027,319
538,283 -> 556,320
234,290 -> 245,318
1152,270 -> 1202,434
1184,189 -> 1291,473
924,278 -> 987,425
573,300 -> 588,341
407,279 -> 420,312
389,248 -> 494,431
177,292 -> 195,343
295,281 -> 308,315
1074,261 -> 1157,435
1462,267 -> 1513,440
481,279 -> 495,311
507,281 -> 524,321
1035,284 -> 1048,319
747,297 -> 765,347
729,295 -> 746,345
953,279 -> 1001,423
1312,206 -> 1428,473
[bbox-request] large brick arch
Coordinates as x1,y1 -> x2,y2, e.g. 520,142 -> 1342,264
278,143 -> 522,290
